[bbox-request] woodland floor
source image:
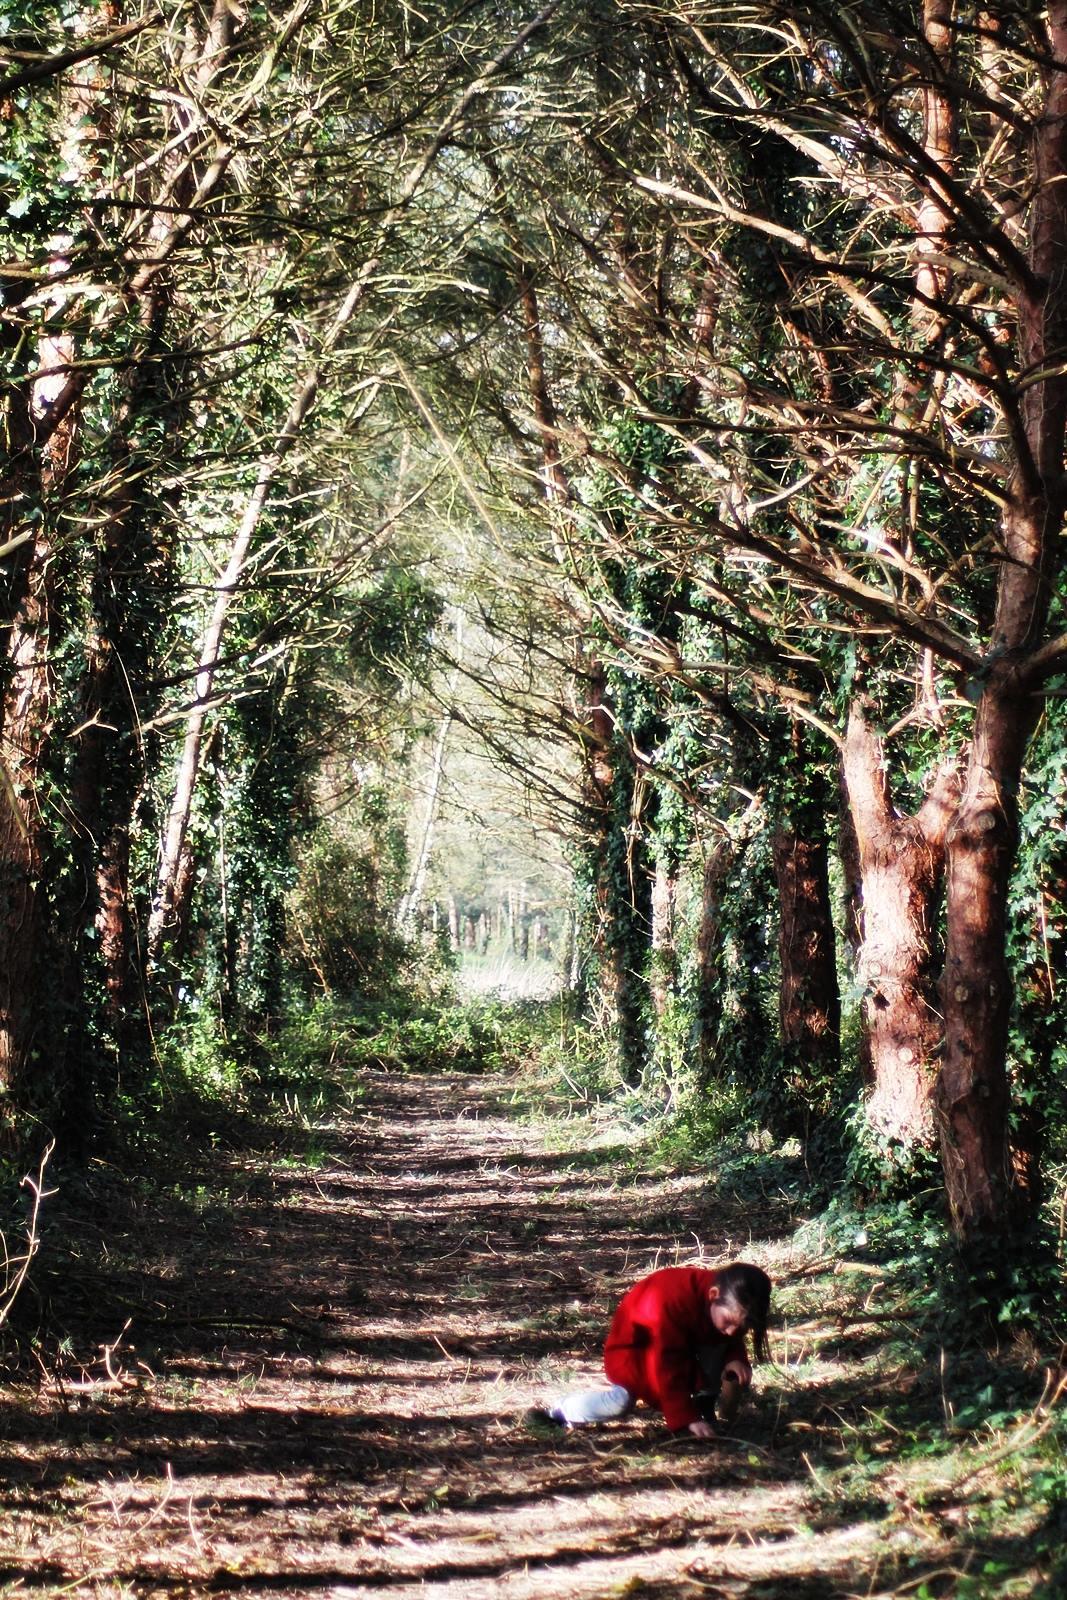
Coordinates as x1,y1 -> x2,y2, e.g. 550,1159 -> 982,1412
0,1067 -> 1058,1598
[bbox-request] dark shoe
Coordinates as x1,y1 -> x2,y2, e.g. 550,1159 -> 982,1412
693,1388 -> 719,1424
524,1406 -> 567,1432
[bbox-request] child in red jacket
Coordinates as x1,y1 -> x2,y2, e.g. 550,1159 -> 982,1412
531,1262 -> 771,1438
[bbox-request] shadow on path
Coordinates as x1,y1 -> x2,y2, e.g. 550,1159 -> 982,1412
0,1071 -> 986,1598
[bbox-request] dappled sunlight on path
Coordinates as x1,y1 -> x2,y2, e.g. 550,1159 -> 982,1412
0,1071 -> 957,1597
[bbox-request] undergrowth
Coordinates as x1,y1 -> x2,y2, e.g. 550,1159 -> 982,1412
111,989 -> 537,1157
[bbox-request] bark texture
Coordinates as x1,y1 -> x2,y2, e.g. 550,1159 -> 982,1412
773,744 -> 840,1113
844,705 -> 959,1148
937,3 -> 1067,1237
912,0 -> 957,337
938,663 -> 1039,1227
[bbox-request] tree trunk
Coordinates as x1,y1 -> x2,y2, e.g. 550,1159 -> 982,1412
558,908 -> 576,991
693,796 -> 762,1084
578,663 -> 648,1083
65,1 -> 243,1046
938,662 -> 1039,1230
693,839 -> 734,1083
772,733 -> 840,1116
0,376 -> 57,1104
648,851 -> 678,1019
0,4 -> 105,1110
911,0 -> 957,341
63,341 -> 173,1085
937,6 -> 1067,1239
601,757 -> 654,1086
0,545 -> 51,1108
843,704 -> 959,1149
0,0 -> 247,1119
397,710 -> 453,933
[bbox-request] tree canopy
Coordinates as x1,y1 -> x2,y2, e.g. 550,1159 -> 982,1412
3,0 -> 1067,1278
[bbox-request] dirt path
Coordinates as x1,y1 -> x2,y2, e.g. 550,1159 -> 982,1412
0,1071 -> 951,1598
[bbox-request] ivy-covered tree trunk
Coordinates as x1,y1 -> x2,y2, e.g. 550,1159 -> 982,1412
0,531 -> 54,1113
772,728 -> 840,1118
40,3 -> 248,1128
575,659 -> 648,1085
693,837 -> 734,1083
646,732 -> 696,1039
62,330 -> 187,1099
1005,708 -> 1067,1210
843,704 -> 959,1151
693,796 -> 762,1084
0,6 -> 99,1113
649,847 -> 679,1020
0,366 -> 36,1114
601,754 -> 653,1087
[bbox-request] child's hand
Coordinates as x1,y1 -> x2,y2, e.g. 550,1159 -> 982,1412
688,1419 -> 716,1439
724,1358 -> 751,1386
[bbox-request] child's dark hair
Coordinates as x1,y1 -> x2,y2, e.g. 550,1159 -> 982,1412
717,1262 -> 772,1363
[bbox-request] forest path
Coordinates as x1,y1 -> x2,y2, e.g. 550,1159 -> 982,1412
2,1070 -> 945,1598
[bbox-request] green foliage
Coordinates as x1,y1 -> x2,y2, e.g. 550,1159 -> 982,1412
514,993 -> 617,1110
0,2 -> 80,251
652,1075 -> 755,1164
287,801 -> 414,1004
253,995 -> 356,1095
348,570 -> 444,685
340,1001 -> 520,1076
144,993 -> 535,1151
697,825 -> 779,1085
841,1104 -> 942,1204
127,1009 -> 254,1142
1033,1456 -> 1067,1600
1007,702 -> 1067,1206
116,986 -> 531,1149
797,1189 -> 1067,1352
644,990 -> 692,1103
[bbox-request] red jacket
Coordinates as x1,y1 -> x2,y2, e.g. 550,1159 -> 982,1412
603,1266 -> 749,1431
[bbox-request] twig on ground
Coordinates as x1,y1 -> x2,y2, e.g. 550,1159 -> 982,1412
0,1142 -> 55,1326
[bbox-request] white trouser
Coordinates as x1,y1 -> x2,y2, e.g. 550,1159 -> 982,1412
554,1382 -> 634,1424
